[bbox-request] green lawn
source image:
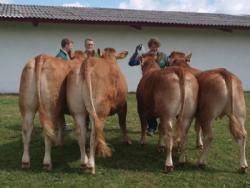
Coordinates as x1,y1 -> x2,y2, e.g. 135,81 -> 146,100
0,94 -> 250,187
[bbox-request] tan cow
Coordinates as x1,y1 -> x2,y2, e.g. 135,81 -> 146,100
136,53 -> 198,173
19,51 -> 87,171
169,51 -> 248,173
66,48 -> 131,174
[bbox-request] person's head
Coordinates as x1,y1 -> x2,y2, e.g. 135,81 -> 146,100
61,38 -> 73,53
84,38 -> 95,52
148,37 -> 161,53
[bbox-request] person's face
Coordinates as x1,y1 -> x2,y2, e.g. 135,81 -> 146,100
85,40 -> 95,52
149,43 -> 159,53
65,42 -> 73,52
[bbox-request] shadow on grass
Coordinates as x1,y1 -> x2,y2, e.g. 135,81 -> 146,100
0,127 -> 237,175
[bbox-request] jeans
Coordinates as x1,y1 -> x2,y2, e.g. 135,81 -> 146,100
147,118 -> 158,132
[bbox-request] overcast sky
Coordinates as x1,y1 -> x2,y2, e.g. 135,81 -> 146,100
0,0 -> 250,15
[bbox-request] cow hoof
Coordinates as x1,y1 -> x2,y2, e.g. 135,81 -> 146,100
80,164 -> 87,171
239,166 -> 248,174
196,145 -> 203,150
164,166 -> 174,173
158,146 -> 165,153
127,140 -> 132,145
43,164 -> 53,172
21,162 -> 30,169
198,163 -> 206,169
84,166 -> 95,175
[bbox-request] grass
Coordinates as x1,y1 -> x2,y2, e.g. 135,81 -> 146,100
0,93 -> 250,187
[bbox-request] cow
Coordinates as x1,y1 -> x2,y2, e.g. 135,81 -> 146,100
168,51 -> 248,173
136,53 -> 198,173
168,52 -> 203,149
19,50 -> 87,171
66,48 -> 131,174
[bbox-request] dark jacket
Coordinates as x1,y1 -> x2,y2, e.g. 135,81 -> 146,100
56,49 -> 70,60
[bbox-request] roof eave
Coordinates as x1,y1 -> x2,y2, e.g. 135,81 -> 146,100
1,17 -> 250,31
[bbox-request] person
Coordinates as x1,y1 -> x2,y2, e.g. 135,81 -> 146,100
56,38 -> 73,60
84,37 -> 99,57
129,37 -> 169,136
56,38 -> 74,131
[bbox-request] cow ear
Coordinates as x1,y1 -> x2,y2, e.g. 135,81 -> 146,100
186,53 -> 192,62
116,51 -> 128,59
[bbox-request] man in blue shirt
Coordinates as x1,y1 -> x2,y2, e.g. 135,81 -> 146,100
129,37 -> 169,136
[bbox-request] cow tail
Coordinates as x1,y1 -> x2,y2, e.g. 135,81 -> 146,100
84,62 -> 112,158
35,56 -> 56,143
175,67 -> 186,145
220,69 -> 246,140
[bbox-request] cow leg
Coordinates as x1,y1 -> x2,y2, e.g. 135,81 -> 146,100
43,135 -> 53,171
234,116 -> 248,172
195,119 -> 203,149
179,118 -> 193,164
139,114 -> 147,146
21,111 -> 35,169
198,118 -> 213,167
74,114 -> 88,170
238,136 -> 248,173
163,119 -> 174,173
118,103 -> 132,144
158,123 -> 165,152
86,116 -> 97,175
55,113 -> 65,146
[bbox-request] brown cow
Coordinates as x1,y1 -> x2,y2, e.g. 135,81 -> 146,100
66,48 -> 131,174
19,51 -> 87,171
169,51 -> 248,173
168,52 -> 203,149
136,53 -> 198,172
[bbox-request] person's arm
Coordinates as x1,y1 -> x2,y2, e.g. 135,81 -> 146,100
128,51 -> 140,66
128,44 -> 145,66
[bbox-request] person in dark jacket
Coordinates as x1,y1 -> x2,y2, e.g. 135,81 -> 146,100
56,38 -> 74,131
56,38 -> 73,60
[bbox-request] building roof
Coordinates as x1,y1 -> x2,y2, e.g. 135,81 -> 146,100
1,3 -> 250,30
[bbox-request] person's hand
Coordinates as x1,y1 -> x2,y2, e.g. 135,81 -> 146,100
135,44 -> 145,56
135,44 -> 143,52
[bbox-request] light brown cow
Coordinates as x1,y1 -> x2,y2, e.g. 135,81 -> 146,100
136,53 -> 198,173
19,51 -> 87,171
168,52 -> 203,149
66,48 -> 131,174
169,51 -> 248,173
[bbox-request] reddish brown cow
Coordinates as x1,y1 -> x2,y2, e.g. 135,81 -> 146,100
169,51 -> 248,172
19,51 -> 87,171
136,53 -> 198,172
66,48 -> 131,174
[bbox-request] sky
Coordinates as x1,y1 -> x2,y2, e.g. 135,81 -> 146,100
0,0 -> 250,15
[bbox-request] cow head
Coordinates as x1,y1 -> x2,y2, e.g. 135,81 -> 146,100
101,48 -> 128,60
168,51 -> 192,67
139,52 -> 160,75
71,50 -> 88,61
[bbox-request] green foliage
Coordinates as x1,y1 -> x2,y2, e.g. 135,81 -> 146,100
0,94 -> 250,187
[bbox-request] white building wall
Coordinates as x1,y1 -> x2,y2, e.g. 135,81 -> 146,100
0,21 -> 250,92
